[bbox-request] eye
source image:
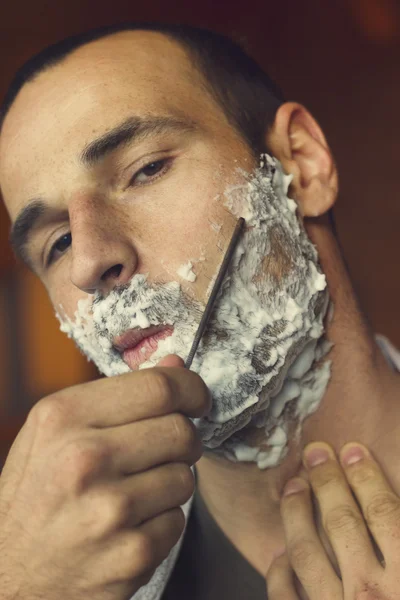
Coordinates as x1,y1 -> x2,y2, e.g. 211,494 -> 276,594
129,158 -> 171,186
47,232 -> 72,266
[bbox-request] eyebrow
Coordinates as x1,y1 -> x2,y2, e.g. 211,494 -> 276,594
79,115 -> 196,168
10,199 -> 47,269
10,115 -> 197,268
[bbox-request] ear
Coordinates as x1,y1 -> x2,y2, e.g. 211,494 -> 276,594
266,102 -> 338,217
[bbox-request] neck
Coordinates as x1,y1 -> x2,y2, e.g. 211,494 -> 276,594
196,220 -> 400,576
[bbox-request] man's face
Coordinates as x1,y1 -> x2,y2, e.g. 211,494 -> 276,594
0,31 -> 331,467
0,31 -> 252,319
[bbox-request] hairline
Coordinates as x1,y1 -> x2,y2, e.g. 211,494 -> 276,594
0,29 -> 257,156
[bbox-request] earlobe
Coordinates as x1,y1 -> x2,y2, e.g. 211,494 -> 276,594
266,102 -> 338,217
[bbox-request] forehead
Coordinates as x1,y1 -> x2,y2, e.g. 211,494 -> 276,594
0,31 -> 226,220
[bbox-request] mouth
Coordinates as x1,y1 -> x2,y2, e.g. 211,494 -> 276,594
113,324 -> 174,370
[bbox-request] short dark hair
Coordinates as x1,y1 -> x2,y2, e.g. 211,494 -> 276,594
0,22 -> 284,154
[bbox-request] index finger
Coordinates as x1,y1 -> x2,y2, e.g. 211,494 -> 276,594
339,442 -> 400,567
52,366 -> 212,428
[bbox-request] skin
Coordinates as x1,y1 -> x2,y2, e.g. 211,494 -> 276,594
0,355 -> 210,599
267,441 -> 400,599
0,31 -> 243,307
1,30 -> 400,597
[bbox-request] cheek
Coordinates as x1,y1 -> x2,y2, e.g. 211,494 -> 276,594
131,167 -> 239,305
187,173 -> 247,302
161,191 -> 239,306
48,281 -> 88,321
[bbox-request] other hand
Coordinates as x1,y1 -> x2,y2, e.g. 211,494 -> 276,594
266,441 -> 400,599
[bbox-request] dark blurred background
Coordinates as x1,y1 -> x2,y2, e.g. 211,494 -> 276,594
1,0 -> 399,464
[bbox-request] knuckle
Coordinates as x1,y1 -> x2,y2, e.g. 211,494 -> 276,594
324,505 -> 362,536
145,371 -> 174,412
281,489 -> 307,512
99,492 -> 131,531
349,463 -> 377,486
84,490 -> 131,538
130,532 -> 156,574
311,464 -> 341,490
29,395 -> 69,432
58,439 -> 108,493
129,509 -> 186,576
289,539 -> 319,572
365,492 -> 400,523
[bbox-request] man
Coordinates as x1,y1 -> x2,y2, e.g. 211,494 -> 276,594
0,23 -> 399,600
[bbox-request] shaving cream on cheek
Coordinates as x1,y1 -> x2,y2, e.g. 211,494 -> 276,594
176,261 -> 197,282
57,155 -> 332,470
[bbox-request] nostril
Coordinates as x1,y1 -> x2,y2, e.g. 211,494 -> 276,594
101,264 -> 123,281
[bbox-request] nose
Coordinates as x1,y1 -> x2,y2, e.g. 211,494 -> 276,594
69,201 -> 138,295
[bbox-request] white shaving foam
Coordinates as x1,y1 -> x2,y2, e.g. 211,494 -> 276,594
177,261 -> 197,282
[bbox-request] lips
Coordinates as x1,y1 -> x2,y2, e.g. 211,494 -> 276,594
113,324 -> 174,370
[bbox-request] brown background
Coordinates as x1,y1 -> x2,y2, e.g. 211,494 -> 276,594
1,0 -> 399,463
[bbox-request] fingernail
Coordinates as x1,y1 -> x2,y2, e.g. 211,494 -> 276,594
303,444 -> 332,468
340,443 -> 366,466
283,478 -> 308,496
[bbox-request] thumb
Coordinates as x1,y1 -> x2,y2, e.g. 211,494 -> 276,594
157,354 -> 186,368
